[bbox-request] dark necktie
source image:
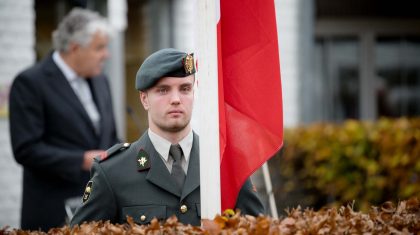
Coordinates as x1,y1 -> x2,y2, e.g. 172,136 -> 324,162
169,144 -> 186,193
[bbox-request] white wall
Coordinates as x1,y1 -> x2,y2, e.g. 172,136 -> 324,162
275,0 -> 314,127
173,0 -> 195,53
0,0 -> 35,229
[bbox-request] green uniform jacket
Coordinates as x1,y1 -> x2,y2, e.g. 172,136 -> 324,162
71,132 -> 265,226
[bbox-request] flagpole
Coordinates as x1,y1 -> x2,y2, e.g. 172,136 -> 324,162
262,163 -> 278,218
195,0 -> 221,220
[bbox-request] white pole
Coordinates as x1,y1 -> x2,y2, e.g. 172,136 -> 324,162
262,163 -> 278,218
195,0 -> 221,220
107,0 -> 127,140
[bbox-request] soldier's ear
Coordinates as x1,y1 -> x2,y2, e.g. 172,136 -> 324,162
139,91 -> 149,110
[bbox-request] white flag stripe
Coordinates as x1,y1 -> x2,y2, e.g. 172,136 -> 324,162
216,0 -> 220,22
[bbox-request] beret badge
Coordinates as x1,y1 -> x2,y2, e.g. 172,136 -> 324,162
184,54 -> 194,74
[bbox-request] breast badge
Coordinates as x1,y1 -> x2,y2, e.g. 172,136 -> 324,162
82,181 -> 93,203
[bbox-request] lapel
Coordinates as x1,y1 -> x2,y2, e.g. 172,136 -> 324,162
142,133 -> 183,197
43,55 -> 97,135
181,132 -> 200,201
89,77 -> 106,135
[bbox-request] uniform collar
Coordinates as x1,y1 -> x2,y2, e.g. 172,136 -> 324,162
148,129 -> 193,163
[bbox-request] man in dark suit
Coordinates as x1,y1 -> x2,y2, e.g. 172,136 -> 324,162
9,8 -> 119,231
70,48 -> 264,226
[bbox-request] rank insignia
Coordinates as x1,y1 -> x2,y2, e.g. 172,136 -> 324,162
183,53 -> 195,74
137,149 -> 151,171
82,181 -> 93,203
100,142 -> 131,162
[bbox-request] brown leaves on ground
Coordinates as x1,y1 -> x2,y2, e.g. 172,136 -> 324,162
1,198 -> 420,235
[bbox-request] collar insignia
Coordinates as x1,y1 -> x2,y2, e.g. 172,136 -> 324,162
137,149 -> 151,171
184,53 -> 194,74
138,157 -> 147,167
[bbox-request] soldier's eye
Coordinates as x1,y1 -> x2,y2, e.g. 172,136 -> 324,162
181,86 -> 192,93
157,88 -> 168,94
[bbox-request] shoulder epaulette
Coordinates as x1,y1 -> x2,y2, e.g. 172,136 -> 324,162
99,142 -> 131,162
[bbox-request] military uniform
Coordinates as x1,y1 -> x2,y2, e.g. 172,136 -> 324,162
70,132 -> 264,226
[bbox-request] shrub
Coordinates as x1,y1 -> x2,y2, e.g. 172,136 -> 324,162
269,117 -> 420,212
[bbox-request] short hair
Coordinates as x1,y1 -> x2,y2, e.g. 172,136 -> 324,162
52,8 -> 111,52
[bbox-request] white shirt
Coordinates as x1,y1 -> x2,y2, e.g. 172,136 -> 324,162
148,129 -> 193,174
52,51 -> 101,134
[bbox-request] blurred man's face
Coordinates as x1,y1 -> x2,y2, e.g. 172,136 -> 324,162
73,31 -> 109,78
140,75 -> 195,136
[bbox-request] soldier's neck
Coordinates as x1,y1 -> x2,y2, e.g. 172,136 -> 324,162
150,126 -> 191,144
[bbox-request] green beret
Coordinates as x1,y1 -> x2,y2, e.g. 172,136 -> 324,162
135,48 -> 196,90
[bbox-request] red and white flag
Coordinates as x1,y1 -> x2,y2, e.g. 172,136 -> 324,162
217,0 -> 284,210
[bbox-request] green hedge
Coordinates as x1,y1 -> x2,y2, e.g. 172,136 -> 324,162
269,117 -> 420,213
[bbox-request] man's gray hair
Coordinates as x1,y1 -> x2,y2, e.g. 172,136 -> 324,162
52,8 -> 111,52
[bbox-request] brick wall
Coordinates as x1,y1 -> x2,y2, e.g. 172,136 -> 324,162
0,121 -> 22,228
0,0 -> 35,229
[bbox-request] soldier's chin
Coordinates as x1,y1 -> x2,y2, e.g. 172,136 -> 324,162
164,123 -> 188,133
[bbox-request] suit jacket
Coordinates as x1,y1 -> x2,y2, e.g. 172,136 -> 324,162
9,53 -> 119,231
70,132 -> 265,226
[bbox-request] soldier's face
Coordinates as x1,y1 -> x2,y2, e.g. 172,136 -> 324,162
140,75 -> 195,135
72,31 -> 109,77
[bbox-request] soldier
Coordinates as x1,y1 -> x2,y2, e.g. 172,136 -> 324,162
71,48 -> 264,226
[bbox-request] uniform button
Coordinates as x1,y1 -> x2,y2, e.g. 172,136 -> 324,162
140,215 -> 146,221
180,204 -> 188,213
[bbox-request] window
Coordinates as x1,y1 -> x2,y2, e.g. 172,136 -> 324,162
375,37 -> 420,117
313,34 -> 420,122
315,37 -> 360,121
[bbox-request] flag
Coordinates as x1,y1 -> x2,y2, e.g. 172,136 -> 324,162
217,0 -> 283,210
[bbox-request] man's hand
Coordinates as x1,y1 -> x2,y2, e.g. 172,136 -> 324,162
83,150 -> 107,170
